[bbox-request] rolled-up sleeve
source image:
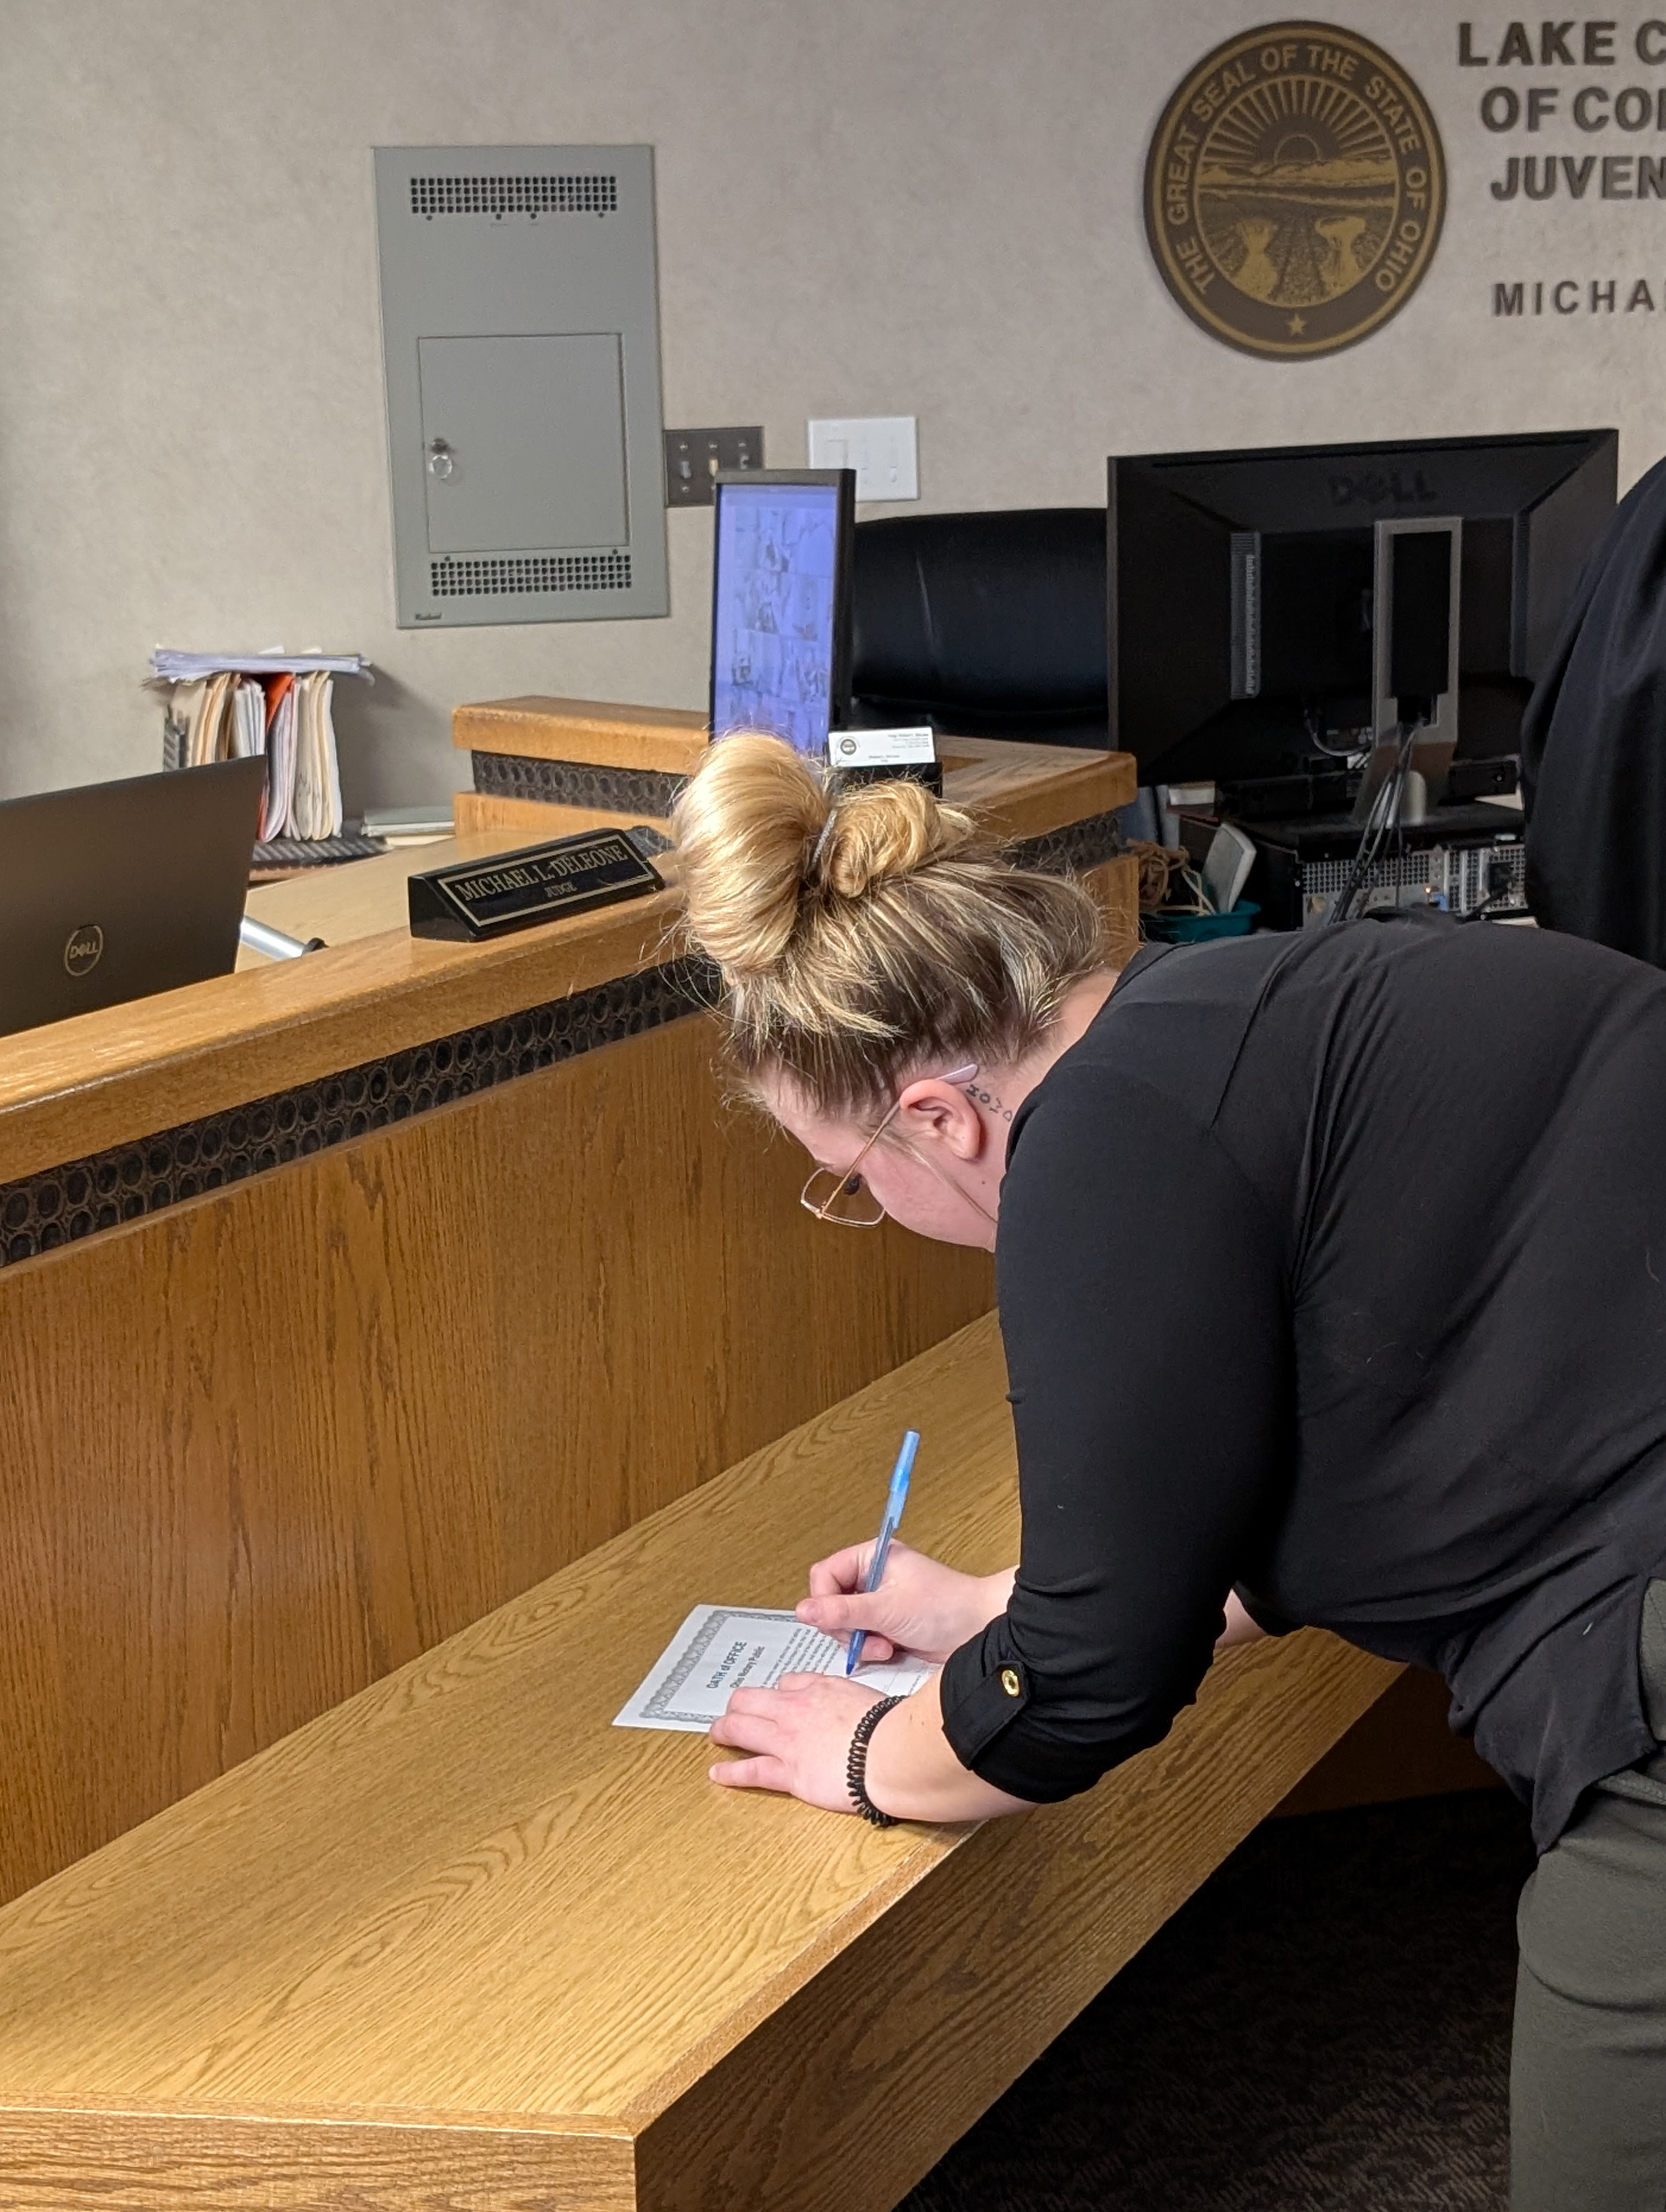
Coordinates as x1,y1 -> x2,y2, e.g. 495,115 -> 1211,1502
939,1067 -> 1291,1802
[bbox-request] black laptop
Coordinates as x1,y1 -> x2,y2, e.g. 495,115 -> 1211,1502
0,757 -> 264,1039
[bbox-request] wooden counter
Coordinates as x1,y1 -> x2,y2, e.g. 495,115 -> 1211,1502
0,833 -> 672,1181
235,829 -> 523,960
0,1315 -> 1398,2211
450,696 -> 1137,864
0,719 -> 1137,1904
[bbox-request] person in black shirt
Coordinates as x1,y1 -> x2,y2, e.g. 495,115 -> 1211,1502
673,733 -> 1666,2208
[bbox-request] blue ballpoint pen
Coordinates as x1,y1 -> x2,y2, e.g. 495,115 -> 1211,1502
845,1429 -> 920,1676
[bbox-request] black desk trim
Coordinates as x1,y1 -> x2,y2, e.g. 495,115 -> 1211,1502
0,959 -> 712,1271
0,809 -> 1124,1269
471,751 -> 689,817
469,749 -> 1125,878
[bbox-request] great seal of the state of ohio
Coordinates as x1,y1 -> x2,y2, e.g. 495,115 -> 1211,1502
1144,23 -> 1445,360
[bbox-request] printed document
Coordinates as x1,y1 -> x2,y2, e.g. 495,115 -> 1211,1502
615,1604 -> 933,1733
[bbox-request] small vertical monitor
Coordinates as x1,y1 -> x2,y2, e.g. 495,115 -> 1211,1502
709,470 -> 855,756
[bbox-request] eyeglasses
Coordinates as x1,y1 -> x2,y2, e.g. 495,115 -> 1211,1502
800,1064 -> 979,1228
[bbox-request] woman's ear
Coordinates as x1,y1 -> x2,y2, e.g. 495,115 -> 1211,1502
895,1079 -> 988,1163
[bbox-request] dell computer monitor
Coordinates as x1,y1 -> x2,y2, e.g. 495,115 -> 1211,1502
1109,430 -> 1618,795
709,470 -> 856,756
0,756 -> 263,1039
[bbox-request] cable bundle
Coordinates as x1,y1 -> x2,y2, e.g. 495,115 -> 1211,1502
1327,724 -> 1421,927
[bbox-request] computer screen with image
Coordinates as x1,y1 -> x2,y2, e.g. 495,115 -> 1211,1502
709,471 -> 854,756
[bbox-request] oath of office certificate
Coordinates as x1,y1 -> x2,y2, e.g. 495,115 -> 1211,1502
614,1604 -> 934,1733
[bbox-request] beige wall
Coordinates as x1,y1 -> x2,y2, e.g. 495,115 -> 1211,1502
3,0 -> 1663,806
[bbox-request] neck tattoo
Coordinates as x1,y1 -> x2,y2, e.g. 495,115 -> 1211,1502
964,1082 -> 1014,1124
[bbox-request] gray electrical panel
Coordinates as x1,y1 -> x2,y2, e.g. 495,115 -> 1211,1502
373,145 -> 668,628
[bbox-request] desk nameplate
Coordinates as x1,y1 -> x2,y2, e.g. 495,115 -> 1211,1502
409,829 -> 662,942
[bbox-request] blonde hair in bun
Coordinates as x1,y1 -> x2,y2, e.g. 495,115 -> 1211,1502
672,731 -> 1110,1117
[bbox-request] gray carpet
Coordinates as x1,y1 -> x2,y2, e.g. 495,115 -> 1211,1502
901,1791 -> 1535,2212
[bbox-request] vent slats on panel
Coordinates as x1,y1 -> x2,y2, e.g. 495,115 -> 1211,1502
409,175 -> 618,218
430,552 -> 632,598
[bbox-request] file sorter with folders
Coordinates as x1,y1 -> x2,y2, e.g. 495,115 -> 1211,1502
151,651 -> 375,870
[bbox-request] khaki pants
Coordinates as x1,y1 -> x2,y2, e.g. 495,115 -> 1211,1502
1511,1581 -> 1666,2210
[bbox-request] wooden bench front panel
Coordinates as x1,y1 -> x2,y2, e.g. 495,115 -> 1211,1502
0,1012 -> 991,1904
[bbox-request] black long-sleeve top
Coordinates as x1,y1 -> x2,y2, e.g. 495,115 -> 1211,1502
937,911 -> 1666,1850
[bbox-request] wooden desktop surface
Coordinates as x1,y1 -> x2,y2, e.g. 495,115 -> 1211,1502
0,1314 -> 1398,2211
237,828 -> 529,954
0,871 -> 685,1187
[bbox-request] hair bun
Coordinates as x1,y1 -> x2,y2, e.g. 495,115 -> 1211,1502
671,732 -> 977,978
815,777 -> 975,899
671,730 -> 1112,1118
670,732 -> 823,975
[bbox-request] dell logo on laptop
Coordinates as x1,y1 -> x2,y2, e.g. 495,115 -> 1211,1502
63,924 -> 104,978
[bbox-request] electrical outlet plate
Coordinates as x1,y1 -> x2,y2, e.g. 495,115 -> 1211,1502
664,427 -> 764,506
806,416 -> 919,501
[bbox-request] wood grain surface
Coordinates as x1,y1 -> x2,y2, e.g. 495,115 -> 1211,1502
0,888 -> 684,1186
453,704 -> 1138,847
238,829 -> 538,958
0,1314 -> 1397,2211
929,734 -> 1133,843
0,1010 -> 992,1903
635,1631 -> 1395,2212
0,736 -> 1127,1185
1273,1662 -> 1503,1815
0,2101 -> 635,2212
454,695 -> 709,775
452,790 -> 666,841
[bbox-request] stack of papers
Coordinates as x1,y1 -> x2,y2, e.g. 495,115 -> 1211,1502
615,1605 -> 934,1733
361,803 -> 455,847
152,652 -> 368,844
290,671 -> 343,840
262,678 -> 297,834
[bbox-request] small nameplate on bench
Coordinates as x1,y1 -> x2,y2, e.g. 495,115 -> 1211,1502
408,830 -> 662,942
828,726 -> 943,796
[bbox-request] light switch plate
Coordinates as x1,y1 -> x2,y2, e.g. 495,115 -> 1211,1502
806,416 -> 919,501
663,426 -> 764,506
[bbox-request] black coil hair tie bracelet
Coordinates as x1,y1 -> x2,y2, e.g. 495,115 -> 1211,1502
847,1695 -> 906,1825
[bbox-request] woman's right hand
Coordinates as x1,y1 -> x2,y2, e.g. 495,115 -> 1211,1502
796,1541 -> 1015,1664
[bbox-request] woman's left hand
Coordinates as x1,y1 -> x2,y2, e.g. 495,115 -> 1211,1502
708,1673 -> 882,1813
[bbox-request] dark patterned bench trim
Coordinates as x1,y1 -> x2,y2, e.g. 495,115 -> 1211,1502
0,807 -> 1125,1269
1014,809 -> 1125,878
471,750 -> 690,818
470,749 -> 1125,880
0,959 -> 715,1271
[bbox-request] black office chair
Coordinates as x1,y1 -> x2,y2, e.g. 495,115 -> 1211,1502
1522,453 -> 1666,966
849,508 -> 1110,748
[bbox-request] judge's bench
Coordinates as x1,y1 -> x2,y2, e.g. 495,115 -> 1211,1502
0,702 -> 1492,2210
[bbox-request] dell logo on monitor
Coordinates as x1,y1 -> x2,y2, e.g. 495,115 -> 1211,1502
63,924 -> 104,978
1329,469 -> 1439,508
